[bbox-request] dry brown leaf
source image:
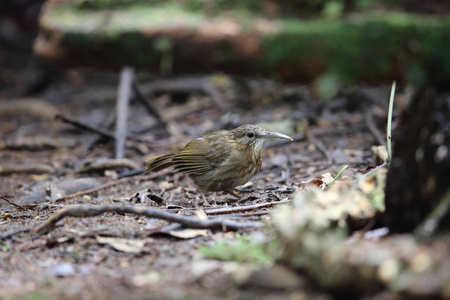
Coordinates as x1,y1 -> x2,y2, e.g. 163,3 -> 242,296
298,172 -> 334,190
95,236 -> 147,253
168,228 -> 209,239
195,209 -> 208,220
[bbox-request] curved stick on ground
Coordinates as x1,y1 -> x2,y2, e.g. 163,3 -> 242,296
204,199 -> 290,215
32,204 -> 264,235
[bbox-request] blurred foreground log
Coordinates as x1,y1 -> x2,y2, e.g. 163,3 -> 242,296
384,89 -> 450,234
273,177 -> 450,298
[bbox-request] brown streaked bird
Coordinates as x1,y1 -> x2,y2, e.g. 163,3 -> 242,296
144,124 -> 293,196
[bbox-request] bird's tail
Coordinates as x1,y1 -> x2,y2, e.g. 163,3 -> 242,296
144,153 -> 176,174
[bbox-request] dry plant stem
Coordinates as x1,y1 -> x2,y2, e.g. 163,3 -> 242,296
32,204 -> 264,235
205,198 -> 290,215
115,67 -> 134,159
365,109 -> 386,146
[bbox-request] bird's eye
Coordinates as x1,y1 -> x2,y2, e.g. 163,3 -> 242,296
247,132 -> 254,138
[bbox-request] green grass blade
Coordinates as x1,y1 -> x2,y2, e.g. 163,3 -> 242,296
387,81 -> 396,165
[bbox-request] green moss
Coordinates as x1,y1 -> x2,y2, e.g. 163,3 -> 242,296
40,1 -> 450,84
199,234 -> 274,265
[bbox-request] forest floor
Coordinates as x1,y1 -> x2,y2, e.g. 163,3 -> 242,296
0,68 -> 392,299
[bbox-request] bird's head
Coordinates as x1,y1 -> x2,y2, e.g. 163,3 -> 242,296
229,124 -> 293,150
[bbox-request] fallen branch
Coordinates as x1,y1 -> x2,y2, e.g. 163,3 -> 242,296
205,199 -> 290,215
33,204 -> 263,235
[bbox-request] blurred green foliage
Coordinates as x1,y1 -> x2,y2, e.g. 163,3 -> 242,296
44,0 -> 450,86
199,234 -> 274,265
71,0 -> 426,16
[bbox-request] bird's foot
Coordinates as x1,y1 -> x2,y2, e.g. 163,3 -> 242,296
224,190 -> 240,199
199,192 -> 217,207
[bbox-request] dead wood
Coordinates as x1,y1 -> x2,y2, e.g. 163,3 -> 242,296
57,173 -> 166,201
204,199 -> 290,215
32,204 -> 264,235
55,113 -> 147,143
364,109 -> 385,146
115,67 -> 134,159
132,80 -> 167,129
0,195 -> 25,210
0,228 -> 31,240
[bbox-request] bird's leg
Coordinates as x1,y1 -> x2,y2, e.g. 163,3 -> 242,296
200,192 -> 209,207
198,191 -> 217,207
224,190 -> 240,199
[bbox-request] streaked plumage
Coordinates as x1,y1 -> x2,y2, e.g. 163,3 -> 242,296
145,124 -> 292,193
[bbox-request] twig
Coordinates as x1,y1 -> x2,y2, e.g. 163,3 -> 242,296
32,204 -> 263,235
209,211 -> 270,218
115,67 -> 134,159
55,114 -> 147,143
415,188 -> 450,237
0,228 -> 31,240
87,111 -> 116,151
357,162 -> 388,182
204,199 -> 290,215
0,195 -> 25,210
314,140 -> 333,163
57,173 -> 166,201
364,109 -> 385,146
132,80 -> 167,129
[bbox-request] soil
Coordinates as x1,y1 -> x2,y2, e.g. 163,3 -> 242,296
0,61 -> 388,299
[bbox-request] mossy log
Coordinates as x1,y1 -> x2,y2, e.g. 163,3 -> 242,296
35,0 -> 450,84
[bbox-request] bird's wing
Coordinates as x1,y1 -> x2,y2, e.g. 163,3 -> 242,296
172,137 -> 228,175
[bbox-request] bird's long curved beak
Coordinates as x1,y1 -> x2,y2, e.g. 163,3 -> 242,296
261,131 -> 293,141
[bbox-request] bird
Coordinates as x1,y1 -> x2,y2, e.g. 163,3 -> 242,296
144,124 -> 293,199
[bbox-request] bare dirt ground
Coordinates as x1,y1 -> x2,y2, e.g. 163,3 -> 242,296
0,65 -> 388,299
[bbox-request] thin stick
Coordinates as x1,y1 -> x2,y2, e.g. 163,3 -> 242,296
115,67 -> 134,159
205,199 -> 290,215
55,114 -> 147,143
387,81 -> 396,165
32,204 -> 263,235
0,195 -> 25,210
1,228 -> 31,240
415,188 -> 450,237
57,173 -> 166,201
315,140 -> 333,163
55,114 -> 116,140
357,161 -> 388,182
365,109 -> 385,146
132,80 -> 167,129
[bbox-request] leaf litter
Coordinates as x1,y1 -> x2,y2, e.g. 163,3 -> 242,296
0,72 -> 398,299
